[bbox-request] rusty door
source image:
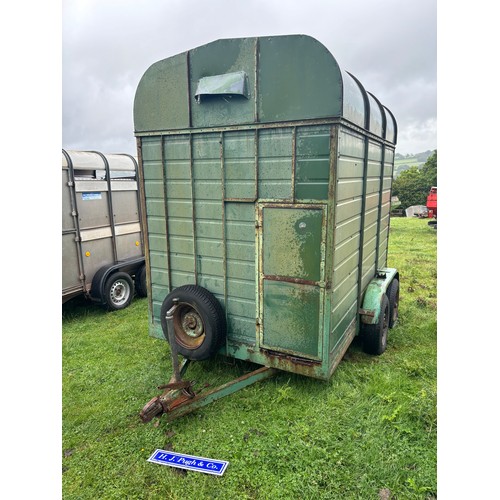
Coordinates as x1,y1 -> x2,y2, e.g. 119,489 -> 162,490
258,204 -> 326,360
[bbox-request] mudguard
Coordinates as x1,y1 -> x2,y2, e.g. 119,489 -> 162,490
89,256 -> 145,304
359,268 -> 399,325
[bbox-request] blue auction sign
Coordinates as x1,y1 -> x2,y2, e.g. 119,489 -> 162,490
147,449 -> 229,476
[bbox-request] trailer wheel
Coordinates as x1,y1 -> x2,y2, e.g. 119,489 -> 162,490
387,279 -> 399,328
160,285 -> 226,361
135,265 -> 148,298
362,294 -> 390,355
104,272 -> 134,311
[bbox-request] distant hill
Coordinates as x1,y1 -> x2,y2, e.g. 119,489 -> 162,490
394,150 -> 434,178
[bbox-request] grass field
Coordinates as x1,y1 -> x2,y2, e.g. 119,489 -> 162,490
62,217 -> 437,499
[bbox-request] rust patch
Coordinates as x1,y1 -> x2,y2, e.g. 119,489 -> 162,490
264,275 -> 319,287
260,348 -> 323,379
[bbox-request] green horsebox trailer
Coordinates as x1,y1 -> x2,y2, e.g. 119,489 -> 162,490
134,35 -> 400,422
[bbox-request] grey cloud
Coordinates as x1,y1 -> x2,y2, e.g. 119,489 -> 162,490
63,0 -> 436,155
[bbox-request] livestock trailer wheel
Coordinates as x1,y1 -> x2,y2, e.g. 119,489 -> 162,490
362,294 -> 390,355
104,272 -> 134,311
160,285 -> 226,361
387,279 -> 400,328
135,264 -> 148,298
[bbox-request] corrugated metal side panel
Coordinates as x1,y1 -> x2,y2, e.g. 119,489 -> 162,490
377,147 -> 395,268
225,202 -> 256,343
360,141 -> 382,292
224,129 -> 257,344
258,128 -> 293,200
144,131 -> 258,343
330,128 -> 364,351
224,130 -> 256,200
295,125 -> 330,201
192,133 -> 224,300
165,134 -> 196,293
141,137 -> 170,326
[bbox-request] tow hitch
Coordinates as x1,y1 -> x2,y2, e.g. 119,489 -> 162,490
140,298 -> 277,423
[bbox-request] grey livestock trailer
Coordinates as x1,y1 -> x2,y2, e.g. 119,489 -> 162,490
62,149 -> 147,310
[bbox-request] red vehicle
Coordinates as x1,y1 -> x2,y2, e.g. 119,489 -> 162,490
426,187 -> 437,228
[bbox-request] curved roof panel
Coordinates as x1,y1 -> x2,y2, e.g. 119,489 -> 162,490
367,93 -> 384,138
341,71 -> 366,128
134,35 -> 396,144
62,150 -> 137,172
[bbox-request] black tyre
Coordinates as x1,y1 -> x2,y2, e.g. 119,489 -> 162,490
104,272 -> 134,311
160,285 -> 226,361
387,279 -> 399,328
135,264 -> 148,298
362,294 -> 390,355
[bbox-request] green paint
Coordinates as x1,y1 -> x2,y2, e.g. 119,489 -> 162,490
263,207 -> 323,282
262,280 -> 321,358
134,35 -> 398,380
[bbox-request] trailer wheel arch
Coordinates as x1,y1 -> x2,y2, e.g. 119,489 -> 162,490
362,293 -> 390,355
89,257 -> 145,309
359,269 -> 398,326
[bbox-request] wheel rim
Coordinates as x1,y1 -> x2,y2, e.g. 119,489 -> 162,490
173,303 -> 206,349
109,279 -> 131,306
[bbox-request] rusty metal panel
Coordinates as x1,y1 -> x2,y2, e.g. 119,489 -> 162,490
262,280 -> 321,358
262,207 -> 324,282
259,204 -> 325,359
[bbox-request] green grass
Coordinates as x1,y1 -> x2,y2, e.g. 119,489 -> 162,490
62,217 -> 437,499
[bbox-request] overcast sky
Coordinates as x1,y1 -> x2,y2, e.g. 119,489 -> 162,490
62,0 -> 437,156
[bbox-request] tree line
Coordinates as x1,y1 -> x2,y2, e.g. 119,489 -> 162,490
392,150 -> 437,211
